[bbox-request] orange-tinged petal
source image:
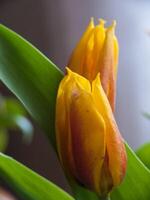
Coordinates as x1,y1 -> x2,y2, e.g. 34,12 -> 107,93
68,19 -> 119,111
95,21 -> 117,111
56,69 -> 106,194
82,19 -> 106,81
56,69 -> 91,176
70,88 -> 106,193
56,68 -> 126,196
113,35 -> 119,78
56,75 -> 77,177
92,75 -> 127,187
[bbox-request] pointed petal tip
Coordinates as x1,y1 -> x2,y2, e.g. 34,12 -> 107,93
66,67 -> 70,73
112,20 -> 117,27
93,73 -> 101,87
90,17 -> 95,27
112,20 -> 116,31
66,67 -> 75,75
107,20 -> 116,33
99,18 -> 106,27
95,72 -> 100,80
66,67 -> 76,79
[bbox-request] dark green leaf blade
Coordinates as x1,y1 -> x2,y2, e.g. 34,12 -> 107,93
0,153 -> 74,200
0,24 -> 63,147
136,142 -> 150,169
0,129 -> 8,152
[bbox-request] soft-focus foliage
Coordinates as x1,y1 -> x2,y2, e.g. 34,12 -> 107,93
136,143 -> 150,170
0,94 -> 33,151
0,24 -> 63,148
0,153 -> 75,200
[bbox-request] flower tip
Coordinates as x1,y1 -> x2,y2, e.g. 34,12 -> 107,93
93,73 -> 101,87
112,20 -> 116,28
66,67 -> 79,79
66,67 -> 72,75
99,18 -> 106,27
96,72 -> 100,79
107,20 -> 116,34
90,17 -> 95,27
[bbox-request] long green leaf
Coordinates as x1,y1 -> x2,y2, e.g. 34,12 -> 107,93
0,153 -> 74,200
111,143 -> 150,200
136,142 -> 150,169
0,129 -> 8,152
0,24 -> 63,147
0,25 -> 150,200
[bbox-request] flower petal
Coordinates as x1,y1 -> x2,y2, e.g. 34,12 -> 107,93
83,19 -> 106,81
92,75 -> 127,187
70,87 -> 106,193
68,18 -> 94,74
56,69 -> 91,177
96,21 -> 118,111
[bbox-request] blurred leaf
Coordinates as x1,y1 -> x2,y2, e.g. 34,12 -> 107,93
143,112 -> 150,120
4,98 -> 26,115
0,153 -> 74,200
0,25 -> 150,200
14,116 -> 33,143
136,143 -> 150,169
0,130 -> 8,152
0,95 -> 33,144
0,24 -> 63,148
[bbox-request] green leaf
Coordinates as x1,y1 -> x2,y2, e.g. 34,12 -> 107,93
111,143 -> 150,200
143,112 -> 150,120
136,142 -> 150,169
0,95 -> 33,143
4,98 -> 26,115
70,180 -> 99,200
0,153 -> 74,200
0,24 -> 63,147
0,25 -> 150,200
0,129 -> 8,152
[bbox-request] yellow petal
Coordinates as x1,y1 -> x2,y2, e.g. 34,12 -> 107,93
113,35 -> 119,78
82,19 -> 106,81
56,73 -> 77,177
70,88 -> 106,193
68,18 -> 94,74
56,69 -> 91,176
56,69 -> 106,194
68,19 -> 119,111
95,21 -> 118,111
92,75 -> 127,187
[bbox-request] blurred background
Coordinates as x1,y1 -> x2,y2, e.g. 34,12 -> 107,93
0,0 -> 150,199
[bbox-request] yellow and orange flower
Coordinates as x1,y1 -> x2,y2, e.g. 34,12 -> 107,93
55,19 -> 127,197
68,18 -> 118,111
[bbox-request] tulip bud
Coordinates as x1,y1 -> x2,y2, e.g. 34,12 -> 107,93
56,69 -> 127,196
68,19 -> 118,111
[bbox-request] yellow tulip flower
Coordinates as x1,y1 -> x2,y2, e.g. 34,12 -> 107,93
56,69 -> 127,196
68,19 -> 118,111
